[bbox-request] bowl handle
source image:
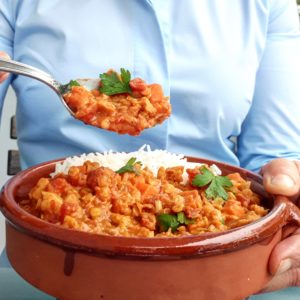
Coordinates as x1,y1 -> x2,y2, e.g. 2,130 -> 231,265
275,196 -> 300,226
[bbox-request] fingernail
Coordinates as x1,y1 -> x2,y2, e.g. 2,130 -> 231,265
276,259 -> 292,275
271,175 -> 295,188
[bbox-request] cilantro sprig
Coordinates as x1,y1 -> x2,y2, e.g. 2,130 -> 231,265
157,212 -> 194,233
99,68 -> 132,96
116,157 -> 141,175
192,167 -> 233,200
60,80 -> 81,94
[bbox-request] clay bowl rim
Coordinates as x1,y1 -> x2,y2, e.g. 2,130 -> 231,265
1,156 -> 300,260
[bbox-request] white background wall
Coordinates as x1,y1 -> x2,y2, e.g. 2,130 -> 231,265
0,88 -> 17,253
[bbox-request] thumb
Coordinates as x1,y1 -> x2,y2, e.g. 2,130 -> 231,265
0,51 -> 11,83
0,51 -> 10,60
261,159 -> 300,197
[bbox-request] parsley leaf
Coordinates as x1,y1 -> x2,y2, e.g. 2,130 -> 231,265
192,167 -> 214,187
192,167 -> 233,200
116,157 -> 141,175
59,80 -> 80,94
176,212 -> 186,224
177,212 -> 195,225
157,212 -> 194,233
157,214 -> 179,232
99,68 -> 132,95
120,68 -> 131,85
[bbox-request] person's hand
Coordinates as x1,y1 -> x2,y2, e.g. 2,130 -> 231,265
0,51 -> 10,83
260,158 -> 300,292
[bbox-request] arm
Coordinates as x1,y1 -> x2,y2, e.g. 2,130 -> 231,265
0,0 -> 15,121
240,0 -> 300,292
237,0 -> 300,172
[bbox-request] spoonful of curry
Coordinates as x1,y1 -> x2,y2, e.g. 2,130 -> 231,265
0,58 -> 171,136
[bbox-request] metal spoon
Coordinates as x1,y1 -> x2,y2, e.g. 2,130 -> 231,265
0,57 -> 100,116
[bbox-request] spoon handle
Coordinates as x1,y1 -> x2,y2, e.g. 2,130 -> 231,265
0,58 -> 60,92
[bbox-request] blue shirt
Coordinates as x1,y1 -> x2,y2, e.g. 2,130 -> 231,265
0,0 -> 300,172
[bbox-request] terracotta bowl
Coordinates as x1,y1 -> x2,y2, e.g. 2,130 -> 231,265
1,157 -> 300,300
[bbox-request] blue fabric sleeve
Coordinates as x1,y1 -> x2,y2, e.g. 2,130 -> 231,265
0,0 -> 15,122
237,0 -> 300,172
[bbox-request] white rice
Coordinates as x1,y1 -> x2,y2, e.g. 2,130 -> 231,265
51,144 -> 221,182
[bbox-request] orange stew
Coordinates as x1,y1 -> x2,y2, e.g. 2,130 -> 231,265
20,161 -> 268,237
63,77 -> 171,136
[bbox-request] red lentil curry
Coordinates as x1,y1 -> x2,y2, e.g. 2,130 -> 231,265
62,69 -> 171,136
20,158 -> 268,237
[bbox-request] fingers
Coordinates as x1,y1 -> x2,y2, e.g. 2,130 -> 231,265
0,51 -> 11,83
262,268 -> 300,292
261,159 -> 300,293
268,230 -> 300,275
261,159 -> 300,197
262,230 -> 300,292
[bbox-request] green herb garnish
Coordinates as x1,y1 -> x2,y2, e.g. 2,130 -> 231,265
157,212 -> 194,233
192,167 -> 233,200
60,80 -> 80,94
99,68 -> 132,96
116,157 -> 141,175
